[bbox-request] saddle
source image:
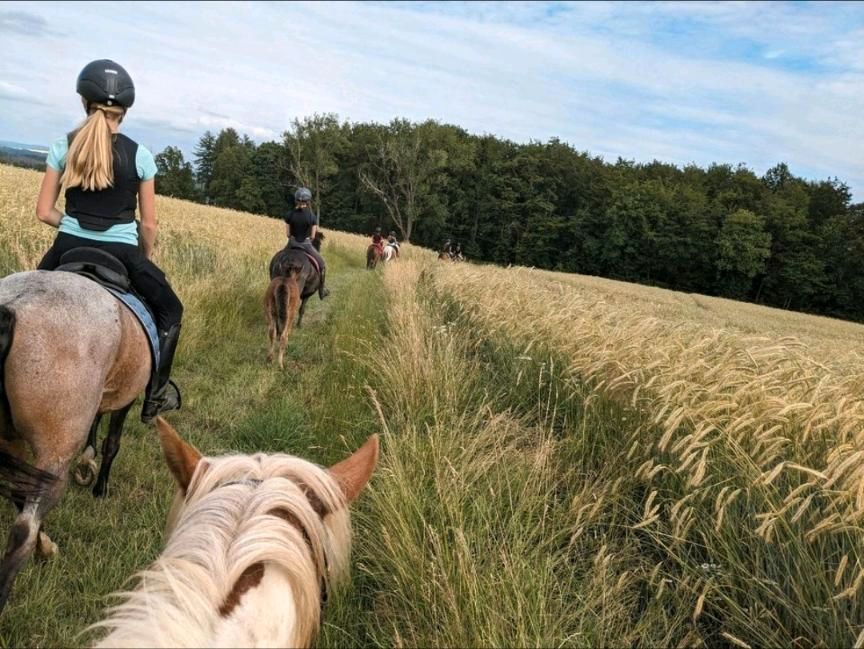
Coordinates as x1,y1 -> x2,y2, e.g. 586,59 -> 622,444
53,247 -> 161,366
55,248 -> 131,293
287,241 -> 321,274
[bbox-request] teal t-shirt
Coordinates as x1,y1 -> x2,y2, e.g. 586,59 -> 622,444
47,136 -> 157,246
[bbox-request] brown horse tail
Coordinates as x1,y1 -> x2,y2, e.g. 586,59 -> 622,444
283,267 -> 302,336
0,305 -> 57,504
269,268 -> 301,340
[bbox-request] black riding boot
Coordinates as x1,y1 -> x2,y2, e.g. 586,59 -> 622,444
141,323 -> 182,423
319,270 -> 330,300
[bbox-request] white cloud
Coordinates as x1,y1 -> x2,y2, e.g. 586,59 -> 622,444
0,79 -> 44,104
0,0 -> 861,198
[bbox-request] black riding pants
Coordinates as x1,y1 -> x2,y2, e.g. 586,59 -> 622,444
37,232 -> 184,332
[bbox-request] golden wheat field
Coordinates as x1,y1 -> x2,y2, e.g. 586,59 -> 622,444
431,259 -> 864,644
437,261 -> 864,525
3,161 -> 864,646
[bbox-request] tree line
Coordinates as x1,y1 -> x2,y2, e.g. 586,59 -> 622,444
152,114 -> 864,322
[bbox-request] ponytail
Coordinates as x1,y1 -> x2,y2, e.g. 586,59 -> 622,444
63,104 -> 125,191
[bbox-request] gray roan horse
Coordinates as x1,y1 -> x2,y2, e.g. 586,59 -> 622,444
0,269 -> 151,614
265,232 -> 324,369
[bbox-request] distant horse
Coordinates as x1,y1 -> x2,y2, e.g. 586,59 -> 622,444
0,269 -> 152,614
88,417 -> 379,648
382,245 -> 397,264
437,251 -> 465,263
366,244 -> 382,270
266,232 -> 324,369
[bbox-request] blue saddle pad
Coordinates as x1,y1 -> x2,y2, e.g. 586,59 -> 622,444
102,286 -> 160,368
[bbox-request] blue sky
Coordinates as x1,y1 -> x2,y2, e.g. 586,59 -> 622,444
1,0 -> 862,199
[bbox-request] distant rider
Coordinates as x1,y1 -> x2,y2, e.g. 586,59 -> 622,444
35,59 -> 183,423
284,187 -> 328,299
371,227 -> 385,255
387,231 -> 400,258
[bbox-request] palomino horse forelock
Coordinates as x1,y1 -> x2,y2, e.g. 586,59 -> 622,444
0,270 -> 150,614
89,418 -> 379,648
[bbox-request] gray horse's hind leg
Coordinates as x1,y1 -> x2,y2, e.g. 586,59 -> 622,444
73,415 -> 102,487
92,403 -> 133,498
0,461 -> 67,615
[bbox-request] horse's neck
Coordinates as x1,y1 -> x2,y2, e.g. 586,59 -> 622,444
210,567 -> 304,647
92,500 -> 329,648
94,566 -> 306,648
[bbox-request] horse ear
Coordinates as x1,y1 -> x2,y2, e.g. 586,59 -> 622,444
328,434 -> 379,504
156,417 -> 202,492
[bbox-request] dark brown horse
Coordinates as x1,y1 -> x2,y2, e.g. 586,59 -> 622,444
0,270 -> 152,614
265,232 -> 324,368
366,244 -> 382,270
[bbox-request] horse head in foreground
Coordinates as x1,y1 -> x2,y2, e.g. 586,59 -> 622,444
0,264 -> 154,614
90,418 -> 379,648
265,232 -> 324,369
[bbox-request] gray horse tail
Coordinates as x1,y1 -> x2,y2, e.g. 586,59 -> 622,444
0,305 -> 57,504
0,305 -> 14,419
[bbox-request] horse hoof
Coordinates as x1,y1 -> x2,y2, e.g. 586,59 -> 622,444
73,457 -> 98,487
37,532 -> 59,559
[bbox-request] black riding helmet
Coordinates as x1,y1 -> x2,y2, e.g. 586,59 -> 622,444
295,187 -> 312,202
76,59 -> 135,109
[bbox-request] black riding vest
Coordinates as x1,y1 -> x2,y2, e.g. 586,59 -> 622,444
64,133 -> 140,232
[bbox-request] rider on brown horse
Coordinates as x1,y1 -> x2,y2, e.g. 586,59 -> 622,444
372,227 -> 386,254
34,59 -> 183,423
284,187 -> 328,299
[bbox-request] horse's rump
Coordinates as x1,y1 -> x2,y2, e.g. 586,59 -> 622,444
0,304 -> 55,502
270,248 -> 308,279
270,249 -> 319,299
0,272 -> 150,424
0,271 -> 151,615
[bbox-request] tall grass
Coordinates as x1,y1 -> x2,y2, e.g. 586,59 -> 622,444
335,260 -> 586,647
428,261 -> 864,646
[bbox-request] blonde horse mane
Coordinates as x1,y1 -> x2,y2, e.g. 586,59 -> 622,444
88,451 -> 352,648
